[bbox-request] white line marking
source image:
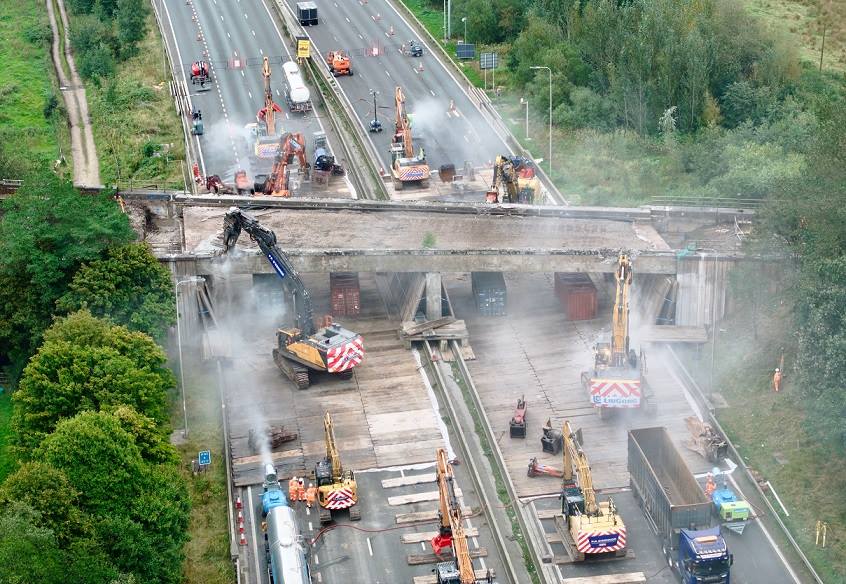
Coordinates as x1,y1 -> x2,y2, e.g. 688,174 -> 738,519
251,29 -> 256,36
227,31 -> 230,38
345,16 -> 350,22
420,541 -> 426,550
220,13 -> 224,20
314,555 -> 320,565
367,537 -> 373,556
259,48 -> 264,55
464,134 -> 469,142
385,70 -> 391,77
309,521 -> 313,530
358,33 -> 363,40
234,50 -> 238,56
245,12 -> 248,18
430,89 -> 436,96
275,89 -> 280,96
247,486 -> 261,580
248,91 -> 252,99
241,70 -> 245,77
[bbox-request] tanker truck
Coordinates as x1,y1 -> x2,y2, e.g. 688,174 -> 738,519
283,61 -> 312,113
628,427 -> 734,583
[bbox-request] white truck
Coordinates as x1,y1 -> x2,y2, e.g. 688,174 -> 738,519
283,61 -> 312,113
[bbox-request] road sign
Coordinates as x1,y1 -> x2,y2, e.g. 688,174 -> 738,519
296,37 -> 310,59
198,450 -> 211,466
480,52 -> 498,70
456,43 -> 475,60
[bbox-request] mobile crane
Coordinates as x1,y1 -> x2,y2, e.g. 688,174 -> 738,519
581,253 -> 654,418
314,412 -> 360,524
390,86 -> 430,190
222,208 -> 364,388
431,448 -> 495,584
558,420 -> 627,561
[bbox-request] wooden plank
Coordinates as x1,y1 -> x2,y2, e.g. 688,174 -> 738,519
400,528 -> 479,544
381,473 -> 437,489
545,533 -> 563,543
407,548 -> 487,565
395,507 -> 472,524
560,573 -> 646,584
535,509 -> 559,520
388,488 -> 462,506
402,317 -> 456,335
412,569 -> 494,584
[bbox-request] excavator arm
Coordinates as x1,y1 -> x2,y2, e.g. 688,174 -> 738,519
324,412 -> 343,480
562,421 -> 597,515
222,208 -> 315,335
262,57 -> 277,135
611,254 -> 632,367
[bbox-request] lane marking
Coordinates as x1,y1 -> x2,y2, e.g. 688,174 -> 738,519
244,12 -> 248,18
227,31 -> 230,38
345,16 -> 350,22
241,70 -> 245,77
220,13 -> 224,20
259,48 -> 264,55
430,89 -> 436,96
248,91 -> 252,99
234,50 -> 238,56
358,33 -> 363,40
385,70 -> 391,77
275,89 -> 280,96
251,29 -> 256,36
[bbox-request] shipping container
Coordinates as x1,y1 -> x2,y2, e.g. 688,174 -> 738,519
627,428 -> 712,546
296,1 -> 318,25
554,273 -> 597,320
330,272 -> 360,317
471,272 -> 507,316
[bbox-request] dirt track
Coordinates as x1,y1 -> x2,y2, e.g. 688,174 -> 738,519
46,0 -> 101,187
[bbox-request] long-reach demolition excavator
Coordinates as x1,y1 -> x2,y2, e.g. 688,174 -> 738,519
485,155 -> 541,203
431,448 -> 495,584
557,420 -> 627,561
315,412 -> 360,524
390,86 -> 430,190
581,253 -> 654,418
222,208 -> 364,388
247,57 -> 285,162
254,132 -> 310,197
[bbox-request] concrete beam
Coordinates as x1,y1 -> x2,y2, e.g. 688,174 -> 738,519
180,250 -> 681,275
425,273 -> 442,320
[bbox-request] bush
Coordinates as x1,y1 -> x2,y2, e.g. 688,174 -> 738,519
77,44 -> 116,82
554,87 -> 616,131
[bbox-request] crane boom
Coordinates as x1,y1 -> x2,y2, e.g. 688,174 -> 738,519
222,208 -> 315,335
394,86 -> 414,158
562,421 -> 597,515
433,449 -> 476,584
611,254 -> 632,367
324,412 -> 342,480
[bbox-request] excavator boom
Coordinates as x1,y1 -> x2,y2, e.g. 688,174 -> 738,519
433,448 -> 477,584
263,57 -> 276,136
611,254 -> 632,366
324,412 -> 342,480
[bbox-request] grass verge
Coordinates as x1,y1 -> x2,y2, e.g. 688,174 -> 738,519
171,358 -> 233,584
449,361 -> 540,584
0,0 -> 65,174
0,388 -> 16,483
82,11 -> 185,188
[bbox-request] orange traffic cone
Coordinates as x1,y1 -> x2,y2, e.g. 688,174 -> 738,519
417,61 -> 424,72
389,25 -> 394,36
239,532 -> 247,546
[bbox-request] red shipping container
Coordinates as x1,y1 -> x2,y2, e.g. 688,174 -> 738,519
553,273 -> 597,320
330,272 -> 360,317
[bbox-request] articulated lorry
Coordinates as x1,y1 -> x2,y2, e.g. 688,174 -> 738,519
628,427 -> 734,583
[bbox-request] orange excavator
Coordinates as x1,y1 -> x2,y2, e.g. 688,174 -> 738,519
390,86 -> 429,190
256,132 -> 310,197
431,448 -> 495,584
248,57 -> 284,162
326,50 -> 352,76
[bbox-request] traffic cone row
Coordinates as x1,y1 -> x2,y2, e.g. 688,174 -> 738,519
235,496 -> 243,510
237,509 -> 246,545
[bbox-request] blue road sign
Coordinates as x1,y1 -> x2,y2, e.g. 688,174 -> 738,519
198,450 -> 211,465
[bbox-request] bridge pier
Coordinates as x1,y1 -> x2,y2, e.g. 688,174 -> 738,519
425,273 -> 442,321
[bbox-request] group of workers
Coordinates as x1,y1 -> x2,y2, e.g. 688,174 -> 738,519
288,475 -> 318,509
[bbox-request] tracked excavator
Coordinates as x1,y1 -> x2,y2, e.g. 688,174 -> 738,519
254,132 -> 310,197
557,420 -> 628,561
315,412 -> 360,524
581,253 -> 654,418
431,448 -> 495,584
222,208 -> 364,388
390,86 -> 430,190
485,155 -> 540,203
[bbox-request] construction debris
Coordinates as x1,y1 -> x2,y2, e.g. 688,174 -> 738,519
248,426 -> 298,453
683,416 -> 728,463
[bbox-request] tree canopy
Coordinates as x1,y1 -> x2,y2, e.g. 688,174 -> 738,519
12,311 -> 174,451
57,243 -> 175,341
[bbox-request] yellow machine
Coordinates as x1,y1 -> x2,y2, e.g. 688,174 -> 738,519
486,155 -> 541,204
558,421 -> 627,561
431,448 -> 494,584
581,253 -> 653,417
390,86 -> 430,190
315,412 -> 360,524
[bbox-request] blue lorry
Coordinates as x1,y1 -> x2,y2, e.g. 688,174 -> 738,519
628,427 -> 734,583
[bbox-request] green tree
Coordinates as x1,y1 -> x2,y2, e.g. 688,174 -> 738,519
58,243 -> 175,340
12,311 -> 173,451
0,175 -> 134,376
110,405 -> 179,465
0,502 -> 65,584
116,0 -> 148,59
36,411 -> 190,584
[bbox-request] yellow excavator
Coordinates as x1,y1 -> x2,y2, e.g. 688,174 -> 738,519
390,86 -> 430,190
581,253 -> 653,417
314,412 -> 360,524
558,420 -> 627,561
485,155 -> 540,204
431,448 -> 495,584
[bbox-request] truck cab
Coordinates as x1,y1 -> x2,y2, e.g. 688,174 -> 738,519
679,528 -> 733,583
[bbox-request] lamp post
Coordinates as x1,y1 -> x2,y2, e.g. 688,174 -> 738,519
520,97 -> 530,140
699,249 -> 720,397
175,276 -> 205,438
530,66 -> 552,175
461,17 -> 467,43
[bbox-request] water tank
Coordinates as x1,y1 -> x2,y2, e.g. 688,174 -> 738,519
283,61 -> 310,105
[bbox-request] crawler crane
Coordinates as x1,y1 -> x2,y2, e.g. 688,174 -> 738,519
557,420 -> 627,561
390,86 -> 430,190
431,448 -> 495,584
314,412 -> 360,524
222,208 -> 364,388
581,253 -> 653,417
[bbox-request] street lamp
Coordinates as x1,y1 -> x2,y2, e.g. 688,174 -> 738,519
461,17 -> 467,43
530,66 -> 552,175
175,276 -> 205,438
698,249 -> 720,397
520,97 -> 530,140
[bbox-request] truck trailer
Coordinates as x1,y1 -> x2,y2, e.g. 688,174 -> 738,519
628,427 -> 733,583
282,61 -> 312,112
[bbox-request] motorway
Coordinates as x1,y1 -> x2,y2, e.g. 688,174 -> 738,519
157,0 -> 348,192
280,0 -> 513,175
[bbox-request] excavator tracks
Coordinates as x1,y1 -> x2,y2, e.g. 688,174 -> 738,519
273,348 -> 311,389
